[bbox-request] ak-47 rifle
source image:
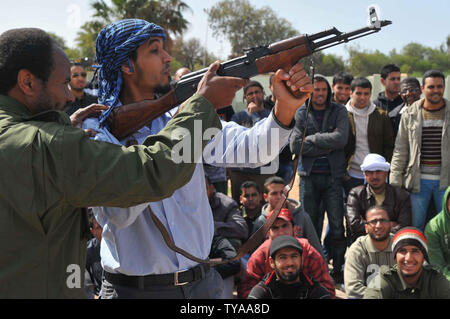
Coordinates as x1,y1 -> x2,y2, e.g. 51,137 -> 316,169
109,12 -> 391,140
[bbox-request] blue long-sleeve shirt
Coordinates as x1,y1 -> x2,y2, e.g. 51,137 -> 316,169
83,108 -> 292,275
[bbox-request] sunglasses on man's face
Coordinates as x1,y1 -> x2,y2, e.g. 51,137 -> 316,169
72,72 -> 87,78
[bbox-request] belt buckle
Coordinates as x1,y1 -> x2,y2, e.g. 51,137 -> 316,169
174,270 -> 189,286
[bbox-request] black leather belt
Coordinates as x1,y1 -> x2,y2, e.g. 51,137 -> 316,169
104,264 -> 210,288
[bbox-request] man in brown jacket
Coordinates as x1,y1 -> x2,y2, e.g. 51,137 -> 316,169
344,78 -> 395,196
346,154 -> 412,243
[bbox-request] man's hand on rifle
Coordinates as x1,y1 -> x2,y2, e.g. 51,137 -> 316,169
197,61 -> 249,110
272,62 -> 314,127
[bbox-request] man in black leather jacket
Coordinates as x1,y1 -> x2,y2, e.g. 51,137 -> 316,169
346,154 -> 412,243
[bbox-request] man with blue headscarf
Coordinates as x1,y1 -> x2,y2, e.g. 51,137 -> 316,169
83,19 -> 314,299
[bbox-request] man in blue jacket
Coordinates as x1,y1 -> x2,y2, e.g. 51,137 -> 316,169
290,74 -> 349,284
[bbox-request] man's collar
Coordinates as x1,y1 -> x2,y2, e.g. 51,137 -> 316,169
368,184 -> 386,197
0,94 -> 33,118
0,94 -> 71,125
393,264 -> 425,291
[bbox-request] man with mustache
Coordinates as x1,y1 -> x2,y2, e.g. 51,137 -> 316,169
248,235 -> 331,299
386,77 -> 423,137
82,19 -> 313,299
344,206 -> 396,299
0,27 -> 234,298
390,70 -> 450,231
290,75 -> 349,285
239,210 -> 334,299
346,153 -> 412,244
363,227 -> 450,299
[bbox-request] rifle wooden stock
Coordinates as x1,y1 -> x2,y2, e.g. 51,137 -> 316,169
108,89 -> 177,140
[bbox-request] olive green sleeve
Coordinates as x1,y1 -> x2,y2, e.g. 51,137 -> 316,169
61,93 -> 221,207
363,272 -> 393,299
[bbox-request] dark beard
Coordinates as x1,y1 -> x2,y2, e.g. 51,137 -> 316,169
154,83 -> 172,98
369,232 -> 390,242
274,265 -> 300,283
33,85 -> 59,112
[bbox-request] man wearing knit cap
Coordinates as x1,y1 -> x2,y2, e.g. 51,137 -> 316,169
346,153 -> 412,243
364,227 -> 450,299
248,235 -> 331,299
82,19 -> 314,298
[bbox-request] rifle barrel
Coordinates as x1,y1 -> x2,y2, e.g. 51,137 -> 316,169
311,20 -> 392,51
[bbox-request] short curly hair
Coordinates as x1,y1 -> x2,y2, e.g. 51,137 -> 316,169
0,28 -> 55,95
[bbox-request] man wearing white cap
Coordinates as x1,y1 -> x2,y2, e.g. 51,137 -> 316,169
346,153 -> 412,243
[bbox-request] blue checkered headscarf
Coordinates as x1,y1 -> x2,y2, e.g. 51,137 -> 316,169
95,19 -> 166,124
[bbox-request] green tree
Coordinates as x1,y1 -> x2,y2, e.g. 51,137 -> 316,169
347,46 -> 390,76
48,32 -> 82,62
346,38 -> 450,77
205,0 -> 298,57
76,0 -> 191,61
171,36 -> 219,71
447,35 -> 450,54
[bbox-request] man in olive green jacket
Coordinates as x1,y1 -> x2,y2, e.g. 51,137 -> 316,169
425,186 -> 450,281
0,28 -> 246,298
364,227 -> 450,299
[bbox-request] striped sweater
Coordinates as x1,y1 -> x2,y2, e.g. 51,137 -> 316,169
420,106 -> 445,177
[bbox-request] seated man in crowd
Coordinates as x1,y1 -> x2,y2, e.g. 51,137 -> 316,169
206,175 -> 249,250
237,208 -> 335,299
253,176 -> 324,259
239,181 -> 264,238
425,185 -> 450,281
248,235 -> 331,299
344,206 -> 395,299
364,227 -> 450,299
346,153 -> 412,243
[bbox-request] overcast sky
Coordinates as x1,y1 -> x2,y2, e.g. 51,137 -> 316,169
1,0 -> 449,60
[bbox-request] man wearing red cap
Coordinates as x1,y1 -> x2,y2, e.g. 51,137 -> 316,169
364,227 -> 450,299
237,208 -> 335,298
